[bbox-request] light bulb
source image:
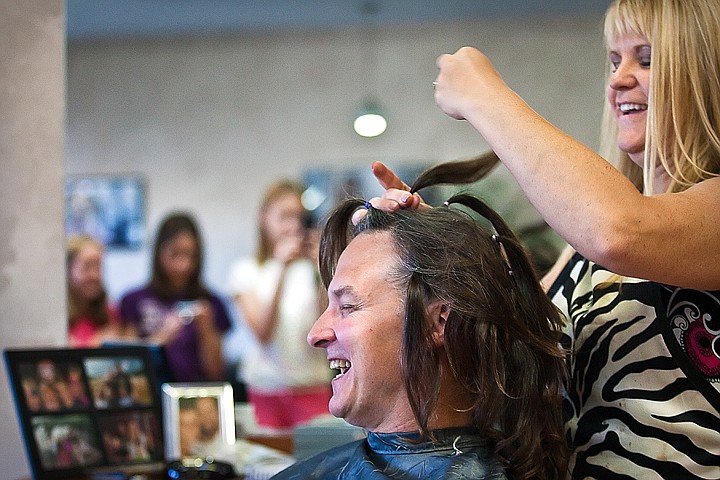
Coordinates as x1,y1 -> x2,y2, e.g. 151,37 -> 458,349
353,112 -> 387,137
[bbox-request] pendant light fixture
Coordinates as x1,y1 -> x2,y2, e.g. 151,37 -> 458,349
354,99 -> 387,137
353,1 -> 387,138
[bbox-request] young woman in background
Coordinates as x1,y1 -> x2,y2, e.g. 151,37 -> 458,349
120,212 -> 231,382
67,235 -> 123,348
228,180 -> 331,429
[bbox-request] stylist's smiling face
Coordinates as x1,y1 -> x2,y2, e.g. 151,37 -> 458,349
607,32 -> 651,166
307,232 -> 414,432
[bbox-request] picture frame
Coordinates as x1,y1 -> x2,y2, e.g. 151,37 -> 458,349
64,174 -> 146,250
4,346 -> 165,480
161,382 -> 235,460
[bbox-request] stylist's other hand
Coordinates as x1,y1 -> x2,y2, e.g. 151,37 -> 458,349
352,161 -> 425,225
434,46 -> 504,120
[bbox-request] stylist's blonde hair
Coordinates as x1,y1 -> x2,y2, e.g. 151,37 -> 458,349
599,0 -> 720,194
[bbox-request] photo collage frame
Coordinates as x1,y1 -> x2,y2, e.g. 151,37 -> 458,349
4,347 -> 164,480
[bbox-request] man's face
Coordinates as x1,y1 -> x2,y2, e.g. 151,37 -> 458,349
179,408 -> 200,456
195,397 -> 219,435
307,232 -> 414,432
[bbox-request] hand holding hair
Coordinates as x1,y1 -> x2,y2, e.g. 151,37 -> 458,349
354,152 -> 501,225
351,161 -> 424,225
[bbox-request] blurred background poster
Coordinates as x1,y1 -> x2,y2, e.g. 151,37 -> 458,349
65,175 -> 146,250
302,162 -> 444,227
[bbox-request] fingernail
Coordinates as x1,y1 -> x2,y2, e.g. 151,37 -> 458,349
401,193 -> 411,204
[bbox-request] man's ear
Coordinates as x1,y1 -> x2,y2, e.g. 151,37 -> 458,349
429,301 -> 452,347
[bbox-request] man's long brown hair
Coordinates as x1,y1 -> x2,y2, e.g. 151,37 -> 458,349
319,152 -> 568,480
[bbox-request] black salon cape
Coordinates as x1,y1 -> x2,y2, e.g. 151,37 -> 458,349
271,427 -> 507,479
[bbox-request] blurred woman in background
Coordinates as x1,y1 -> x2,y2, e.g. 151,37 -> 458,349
119,212 -> 231,381
67,235 -> 123,347
228,180 -> 330,429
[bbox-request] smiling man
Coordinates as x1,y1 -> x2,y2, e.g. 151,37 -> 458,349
272,195 -> 568,480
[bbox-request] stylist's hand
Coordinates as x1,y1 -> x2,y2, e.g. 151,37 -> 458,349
434,46 -> 505,121
352,161 -> 425,225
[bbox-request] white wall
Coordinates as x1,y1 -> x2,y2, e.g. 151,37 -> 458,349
1,1 -> 66,478
66,15 -> 607,302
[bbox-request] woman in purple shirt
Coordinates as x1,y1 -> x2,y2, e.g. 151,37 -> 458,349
119,212 -> 231,382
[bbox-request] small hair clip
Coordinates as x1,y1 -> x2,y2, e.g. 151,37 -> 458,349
491,234 -> 512,276
365,200 -> 372,210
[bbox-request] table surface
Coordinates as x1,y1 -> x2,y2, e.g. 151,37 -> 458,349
16,433 -> 293,480
245,432 -> 293,454
18,470 -> 246,480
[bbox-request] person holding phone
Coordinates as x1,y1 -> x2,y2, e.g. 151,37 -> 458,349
120,212 -> 231,382
228,180 -> 331,428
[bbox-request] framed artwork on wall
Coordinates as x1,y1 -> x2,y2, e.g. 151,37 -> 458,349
301,161 -> 445,227
64,174 -> 146,250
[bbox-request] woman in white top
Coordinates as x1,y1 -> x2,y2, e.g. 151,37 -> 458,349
228,180 -> 330,429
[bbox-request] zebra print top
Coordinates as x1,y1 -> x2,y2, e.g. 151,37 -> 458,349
548,253 -> 720,479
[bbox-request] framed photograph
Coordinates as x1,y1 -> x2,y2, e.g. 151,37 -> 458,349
17,359 -> 91,413
83,356 -> 153,409
98,411 -> 161,463
161,382 -> 235,460
31,414 -> 103,470
64,174 -> 146,250
4,346 -> 165,480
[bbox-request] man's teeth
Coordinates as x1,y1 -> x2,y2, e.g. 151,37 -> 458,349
330,359 -> 351,377
619,103 -> 647,113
